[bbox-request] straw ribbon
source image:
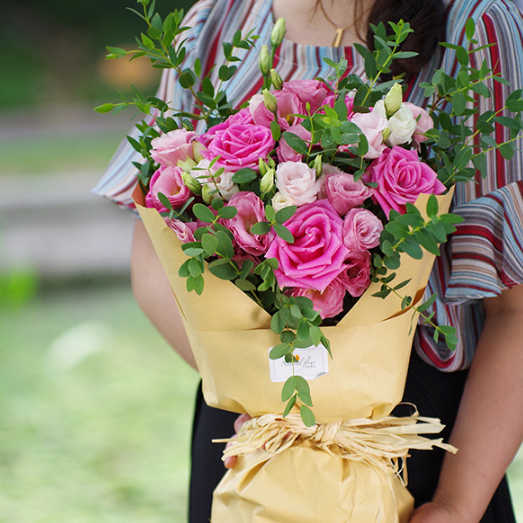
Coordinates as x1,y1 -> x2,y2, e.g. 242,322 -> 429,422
216,409 -> 457,483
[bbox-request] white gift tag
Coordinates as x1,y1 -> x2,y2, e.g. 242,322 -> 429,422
268,345 -> 329,383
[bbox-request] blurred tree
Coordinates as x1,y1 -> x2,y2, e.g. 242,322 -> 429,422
0,0 -> 197,109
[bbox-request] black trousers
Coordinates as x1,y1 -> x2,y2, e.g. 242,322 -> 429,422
188,350 -> 516,522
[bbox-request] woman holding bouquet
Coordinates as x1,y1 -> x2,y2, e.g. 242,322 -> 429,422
94,0 -> 523,521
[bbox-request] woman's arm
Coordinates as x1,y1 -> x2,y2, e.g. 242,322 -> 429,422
131,219 -> 197,369
411,283 -> 523,522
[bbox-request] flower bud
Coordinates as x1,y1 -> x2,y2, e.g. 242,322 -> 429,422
271,18 -> 286,49
260,168 -> 275,196
384,83 -> 403,116
270,68 -> 283,90
201,184 -> 213,204
177,157 -> 197,173
259,45 -> 271,76
263,89 -> 278,113
312,154 -> 323,177
182,171 -> 201,194
381,127 -> 392,143
192,141 -> 206,163
258,158 -> 269,175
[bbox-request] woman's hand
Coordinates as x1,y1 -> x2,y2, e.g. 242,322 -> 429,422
223,414 -> 251,469
410,502 -> 459,523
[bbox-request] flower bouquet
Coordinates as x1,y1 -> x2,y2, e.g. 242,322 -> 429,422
98,5 -> 523,522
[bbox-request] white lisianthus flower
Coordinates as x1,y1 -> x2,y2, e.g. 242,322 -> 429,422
387,105 -> 417,146
190,159 -> 239,201
374,99 -> 387,118
272,191 -> 294,212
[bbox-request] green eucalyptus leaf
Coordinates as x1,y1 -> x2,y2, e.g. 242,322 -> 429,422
273,223 -> 294,243
300,405 -> 316,427
283,395 -> 297,418
193,203 -> 215,223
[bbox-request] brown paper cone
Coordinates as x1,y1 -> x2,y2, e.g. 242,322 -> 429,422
133,186 -> 454,522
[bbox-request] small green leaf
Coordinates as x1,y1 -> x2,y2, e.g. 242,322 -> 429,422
273,223 -> 294,243
283,395 -> 297,418
271,343 -> 291,361
282,132 -> 309,155
231,168 -> 257,184
275,206 -> 297,224
417,292 -> 438,312
300,405 -> 316,427
217,206 -> 238,220
426,194 -> 439,218
250,221 -> 272,235
207,259 -> 237,280
192,203 -> 215,223
94,103 -> 115,114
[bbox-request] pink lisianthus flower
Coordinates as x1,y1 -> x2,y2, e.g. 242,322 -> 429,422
197,109 -> 254,148
276,122 -> 312,163
282,79 -> 330,114
166,218 -> 198,244
203,123 -> 274,172
324,167 -> 374,216
249,91 -> 303,130
222,192 -> 269,256
403,102 -> 434,144
290,280 -> 347,319
150,129 -> 196,168
367,146 -> 446,217
338,250 -> 371,297
342,208 -> 384,252
145,165 -> 191,212
266,199 -> 350,292
275,161 -> 322,207
350,109 -> 388,159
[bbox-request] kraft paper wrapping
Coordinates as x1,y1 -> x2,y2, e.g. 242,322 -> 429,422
134,186 -> 455,522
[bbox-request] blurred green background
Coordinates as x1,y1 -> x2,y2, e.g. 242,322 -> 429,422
1,0 -> 522,521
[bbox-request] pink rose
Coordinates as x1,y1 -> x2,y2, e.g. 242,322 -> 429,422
282,79 -> 330,114
350,110 -> 388,159
276,123 -> 312,163
290,280 -> 346,319
166,218 -> 198,243
145,165 -> 191,212
342,208 -> 383,252
325,170 -> 374,216
250,91 -> 303,130
223,192 -> 269,255
276,161 -> 322,207
150,129 -> 196,168
367,146 -> 446,217
403,102 -> 433,143
266,199 -> 350,292
198,109 -> 254,148
203,124 -> 275,172
338,251 -> 371,297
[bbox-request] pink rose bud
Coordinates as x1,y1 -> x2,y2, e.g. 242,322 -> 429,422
325,168 -> 374,216
342,208 -> 384,252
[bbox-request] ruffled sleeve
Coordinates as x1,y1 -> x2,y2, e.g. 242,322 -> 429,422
442,0 -> 523,302
91,0 -> 218,211
415,0 -> 523,370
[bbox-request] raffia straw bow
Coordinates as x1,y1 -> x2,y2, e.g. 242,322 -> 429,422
216,409 -> 457,484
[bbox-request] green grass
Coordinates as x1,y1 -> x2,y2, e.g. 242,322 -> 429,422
1,284 -> 522,522
0,132 -> 123,176
0,284 -> 199,523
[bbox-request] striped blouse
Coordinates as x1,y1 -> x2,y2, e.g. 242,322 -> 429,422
93,0 -> 523,371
